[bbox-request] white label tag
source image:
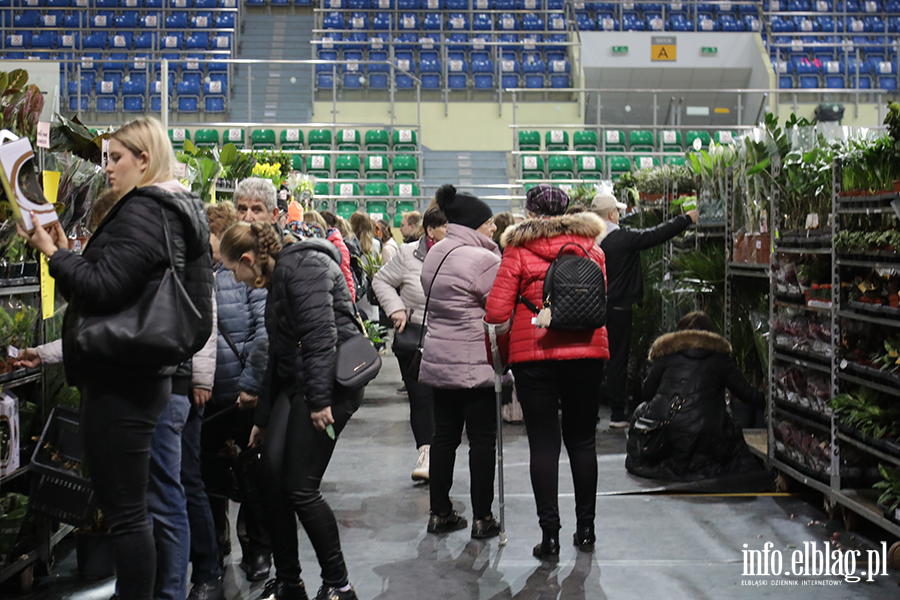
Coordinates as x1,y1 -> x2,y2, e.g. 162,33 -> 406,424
332,0 -> 341,6
701,19 -> 714,31
10,35 -> 22,47
524,39 -> 536,50
370,37 -> 383,49
37,121 -> 50,149
95,15 -> 107,27
62,35 -> 74,47
146,16 -> 157,27
197,16 -> 208,28
550,130 -> 564,143
223,0 -> 236,5
791,38 -> 803,49
451,17 -> 464,29
552,18 -> 564,30
420,37 -> 433,49
216,37 -> 229,48
26,0 -> 37,4
880,61 -> 892,74
866,0 -> 877,10
340,183 -> 354,196
427,0 -> 438,7
173,129 -> 186,141
639,157 -> 653,169
663,131 -> 676,144
174,162 -> 187,178
721,2 -> 732,10
228,128 -> 241,141
503,17 -> 514,30
476,0 -> 488,7
816,0 -> 827,9
450,60 -> 463,72
602,18 -> 615,30
403,16 -> 415,28
322,37 -> 333,49
801,19 -> 813,32
82,57 -> 93,68
398,59 -> 410,70
209,81 -> 222,93
776,61 -> 787,74
770,0 -> 780,9
624,1 -> 634,8
186,60 -> 201,71
153,81 -> 162,93
525,0 -> 536,7
45,16 -> 56,26
583,157 -> 596,170
574,1 -> 585,8
370,156 -> 383,169
342,130 -> 356,142
852,20 -> 864,32
165,36 -> 177,48
552,61 -> 566,73
352,17 -> 364,28
378,0 -> 389,6
76,0 -> 87,5
134,56 -> 146,68
524,156 -> 538,169
8,346 -> 19,359
651,17 -> 663,30
473,38 -> 485,50
286,130 -> 300,141
826,61 -> 839,73
606,131 -> 620,143
312,156 -> 325,169
100,81 -> 113,93
399,184 -> 413,197
175,0 -> 186,6
719,131 -> 733,144
347,61 -> 359,72
114,36 -> 126,47
502,60 -> 514,72
672,2 -> 683,9
126,0 -> 137,5
399,130 -> 412,142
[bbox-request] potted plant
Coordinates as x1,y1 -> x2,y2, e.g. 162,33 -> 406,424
0,492 -> 28,565
4,238 -> 25,280
874,464 -> 900,524
74,509 -> 114,579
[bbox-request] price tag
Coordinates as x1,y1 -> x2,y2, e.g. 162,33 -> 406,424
583,157 -> 596,170
503,17 -> 514,29
502,60 -> 514,72
663,130 -> 676,144
7,345 -> 19,359
524,156 -> 538,169
209,81 -> 221,93
606,131 -> 620,144
370,156 -> 382,169
312,156 -> 325,169
550,130 -> 564,143
286,129 -> 300,141
399,130 -> 412,142
95,15 -> 107,27
36,121 -> 51,149
399,184 -> 412,197
196,16 -> 208,28
228,128 -> 241,141
340,183 -> 354,196
40,254 -> 54,319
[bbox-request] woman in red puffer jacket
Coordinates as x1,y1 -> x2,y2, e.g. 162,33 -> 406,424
485,184 -> 608,563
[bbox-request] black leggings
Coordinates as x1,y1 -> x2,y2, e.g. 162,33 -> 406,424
430,387 -> 497,519
80,375 -> 171,600
512,359 -> 604,532
259,384 -> 363,588
395,349 -> 434,448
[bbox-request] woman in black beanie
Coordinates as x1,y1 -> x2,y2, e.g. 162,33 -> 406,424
419,185 -> 509,539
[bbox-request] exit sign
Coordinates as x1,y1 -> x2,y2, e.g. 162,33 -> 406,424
612,45 -> 628,55
701,46 -> 718,55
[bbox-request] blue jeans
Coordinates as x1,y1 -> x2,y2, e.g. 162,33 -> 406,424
182,405 -> 223,584
148,393 -> 192,600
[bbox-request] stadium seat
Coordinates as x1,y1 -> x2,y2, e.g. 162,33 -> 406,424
604,130 -> 626,152
523,58 -> 546,88
364,155 -> 389,179
546,130 -> 569,152
393,183 -> 420,198
522,155 -> 545,179
337,129 -> 361,151
577,155 -> 603,179
308,154 -> 332,178
281,129 -> 303,150
223,128 -> 244,148
392,155 -> 418,179
336,182 -> 361,198
308,129 -> 333,151
609,155 -> 632,178
548,155 -> 574,179
686,130 -> 712,150
573,130 -> 598,152
336,155 -> 362,179
251,129 -> 276,149
392,129 -> 417,151
500,59 -> 521,89
630,130 -> 654,152
365,129 -> 390,152
659,130 -> 683,152
168,128 -> 191,150
364,182 -> 390,199
194,128 -> 219,147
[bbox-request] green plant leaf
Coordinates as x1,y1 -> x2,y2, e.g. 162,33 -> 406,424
219,143 -> 238,167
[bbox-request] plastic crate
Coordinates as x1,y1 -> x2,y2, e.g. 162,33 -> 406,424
29,406 -> 97,526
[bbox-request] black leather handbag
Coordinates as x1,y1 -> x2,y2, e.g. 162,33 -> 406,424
391,321 -> 424,355
335,315 -> 382,388
627,395 -> 687,460
74,206 -> 206,368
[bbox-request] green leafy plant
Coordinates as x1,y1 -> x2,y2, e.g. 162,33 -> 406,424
873,463 -> 900,512
829,387 -> 900,439
0,69 -> 44,144
363,320 -> 388,345
632,164 -> 696,196
218,143 -> 256,182
177,140 -> 224,202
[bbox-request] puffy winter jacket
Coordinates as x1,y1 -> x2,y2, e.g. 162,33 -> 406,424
256,238 -> 360,427
625,329 -> 764,481
485,212 -> 610,365
326,228 -> 355,300
419,224 -> 503,389
372,236 -> 428,325
51,183 -> 213,383
211,265 -> 269,407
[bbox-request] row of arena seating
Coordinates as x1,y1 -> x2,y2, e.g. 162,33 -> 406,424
65,73 -> 229,112
0,9 -> 236,29
520,153 -> 687,180
169,127 -> 421,151
0,0 -> 234,6
320,0 -> 754,10
313,195 -> 419,222
3,32 -> 234,51
516,129 -> 735,152
775,56 -> 899,88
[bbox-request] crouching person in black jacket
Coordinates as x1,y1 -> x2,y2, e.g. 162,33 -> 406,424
219,221 -> 363,600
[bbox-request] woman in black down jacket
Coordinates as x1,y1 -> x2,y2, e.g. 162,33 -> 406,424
219,221 -> 363,600
17,117 -> 213,600
626,311 -> 764,482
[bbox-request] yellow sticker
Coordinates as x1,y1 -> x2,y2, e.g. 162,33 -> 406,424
42,171 -> 61,204
40,254 -> 54,320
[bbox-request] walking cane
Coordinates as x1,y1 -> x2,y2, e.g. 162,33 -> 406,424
484,318 -> 511,546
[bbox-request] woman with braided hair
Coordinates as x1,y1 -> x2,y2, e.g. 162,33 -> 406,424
219,221 -> 363,600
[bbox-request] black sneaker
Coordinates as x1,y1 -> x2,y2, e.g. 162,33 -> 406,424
471,515 -> 501,539
256,579 -> 310,600
314,585 -> 358,600
427,510 -> 468,534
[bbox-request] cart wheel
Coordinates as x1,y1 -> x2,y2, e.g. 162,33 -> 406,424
889,541 -> 900,570
775,472 -> 791,493
19,565 -> 34,594
841,506 -> 857,532
823,496 -> 838,520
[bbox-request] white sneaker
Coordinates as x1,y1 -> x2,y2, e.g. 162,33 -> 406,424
412,445 -> 430,482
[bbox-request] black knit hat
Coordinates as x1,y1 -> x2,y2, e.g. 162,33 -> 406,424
435,184 -> 493,230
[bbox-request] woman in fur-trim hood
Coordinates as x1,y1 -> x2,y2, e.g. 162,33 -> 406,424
485,184 -> 609,562
625,311 -> 765,482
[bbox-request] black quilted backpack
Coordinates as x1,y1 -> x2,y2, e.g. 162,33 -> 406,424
518,243 -> 607,331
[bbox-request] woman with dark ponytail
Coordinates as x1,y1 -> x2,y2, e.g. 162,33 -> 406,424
220,221 -> 363,600
419,184 -> 507,539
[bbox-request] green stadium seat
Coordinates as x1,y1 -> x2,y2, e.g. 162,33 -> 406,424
365,200 -> 389,218
604,130 -> 626,152
548,155 -> 574,179
308,129 -> 333,151
336,200 -> 357,220
336,182 -> 360,198
394,200 -> 417,227
609,155 -> 632,177
194,128 -> 219,147
364,155 -> 389,179
169,128 -> 190,150
224,128 -> 245,148
392,155 -> 418,180
392,129 -> 417,151
364,181 -> 390,197
573,130 -> 598,152
659,130 -> 682,152
393,183 -> 420,198
686,130 -> 711,150
337,129 -> 361,151
280,128 -> 303,150
251,128 -> 276,149
291,154 -> 304,171
365,129 -> 390,152
522,155 -> 545,179
518,130 -> 541,151
545,130 -> 569,152
633,156 -> 660,170
524,183 -> 539,193
314,182 -> 330,197
629,130 -> 654,153
714,130 -> 736,145
664,155 -> 687,166
307,154 -> 331,178
335,155 -> 361,179
577,155 -> 603,179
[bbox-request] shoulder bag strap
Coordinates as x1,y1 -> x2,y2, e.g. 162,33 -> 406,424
220,327 -> 246,368
159,204 -> 177,271
418,245 -> 461,347
555,242 -> 591,259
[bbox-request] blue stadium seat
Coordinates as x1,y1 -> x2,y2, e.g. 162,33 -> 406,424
216,14 -> 235,28
116,12 -> 139,28
549,58 -> 570,87
867,16 -> 887,33
83,33 -> 108,50
134,33 -> 155,50
68,95 -> 88,111
813,36 -> 838,59
420,54 -> 442,89
129,73 -> 148,88
720,15 -> 742,31
597,13 -> 619,30
824,59 -> 845,87
195,0 -> 216,7
473,13 -> 493,31
176,80 -> 200,111
622,12 -> 645,31
795,59 -> 821,87
141,13 -> 162,28
111,33 -> 133,50
166,13 -> 188,29
122,81 -> 145,113
447,58 -> 469,90
576,13 -> 596,30
373,12 -> 392,29
788,0 -> 811,9
349,12 -> 369,29
670,14 -> 693,31
473,57 -> 494,89
847,58 -> 872,87
499,13 -> 519,31
771,17 -> 794,33
186,33 -> 210,50
394,57 -> 415,88
774,60 -> 793,88
445,0 -> 467,7
523,14 -> 544,31
323,12 -> 345,30
523,57 -> 545,87
500,58 -> 520,88
448,13 -> 469,31
888,0 -> 900,10
31,33 -> 55,50
95,80 -> 118,112
14,11 -> 39,28
104,52 -> 128,74
396,0 -> 417,8
67,77 -> 95,97
96,0 -> 118,6
646,13 -> 665,31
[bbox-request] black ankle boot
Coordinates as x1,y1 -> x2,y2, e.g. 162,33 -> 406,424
573,522 -> 595,552
532,528 -> 560,562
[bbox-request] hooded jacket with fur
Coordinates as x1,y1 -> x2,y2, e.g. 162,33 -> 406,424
485,212 -> 610,365
625,329 -> 764,481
